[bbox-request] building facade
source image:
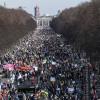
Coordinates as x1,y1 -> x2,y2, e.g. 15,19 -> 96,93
34,6 -> 40,17
33,5 -> 56,29
36,16 -> 54,29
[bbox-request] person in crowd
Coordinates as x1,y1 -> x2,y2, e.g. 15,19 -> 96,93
0,29 -> 96,100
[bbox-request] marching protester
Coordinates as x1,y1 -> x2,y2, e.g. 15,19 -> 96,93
0,28 -> 97,100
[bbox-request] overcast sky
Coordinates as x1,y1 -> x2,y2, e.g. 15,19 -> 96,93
0,0 -> 91,15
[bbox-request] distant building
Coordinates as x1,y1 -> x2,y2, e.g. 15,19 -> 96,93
57,10 -> 61,15
4,2 -> 6,8
33,5 -> 56,29
34,6 -> 40,17
36,16 -> 54,29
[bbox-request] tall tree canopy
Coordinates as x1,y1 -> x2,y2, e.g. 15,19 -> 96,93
51,0 -> 100,61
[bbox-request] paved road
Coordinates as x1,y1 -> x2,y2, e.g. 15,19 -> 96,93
0,27 -> 97,100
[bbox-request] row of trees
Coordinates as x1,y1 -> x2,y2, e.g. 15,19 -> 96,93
51,0 -> 100,61
0,6 -> 36,52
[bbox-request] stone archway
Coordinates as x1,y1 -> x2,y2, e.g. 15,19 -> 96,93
35,16 -> 53,29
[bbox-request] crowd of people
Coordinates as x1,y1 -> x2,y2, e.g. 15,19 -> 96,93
0,28 -> 98,100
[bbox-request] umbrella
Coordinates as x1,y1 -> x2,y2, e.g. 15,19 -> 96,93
3,64 -> 15,71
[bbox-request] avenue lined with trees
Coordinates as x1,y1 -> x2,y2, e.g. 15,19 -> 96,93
51,0 -> 100,62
